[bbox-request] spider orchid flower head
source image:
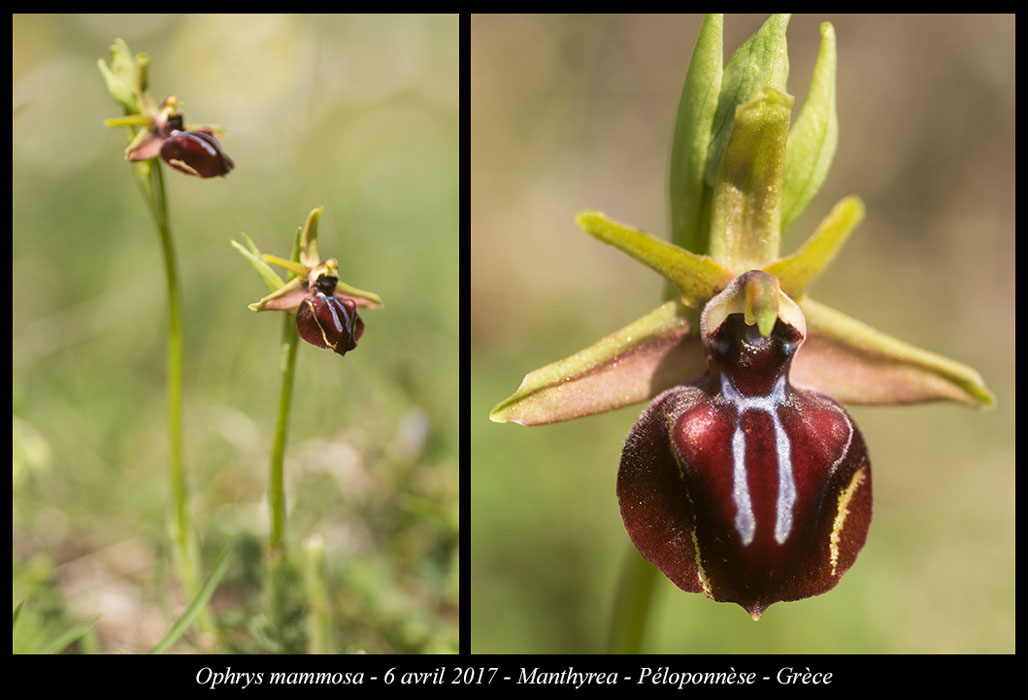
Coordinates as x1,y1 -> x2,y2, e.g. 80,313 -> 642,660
99,41 -> 233,178
233,208 -> 382,357
490,15 -> 993,618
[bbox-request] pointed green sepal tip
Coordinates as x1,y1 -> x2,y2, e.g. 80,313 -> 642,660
796,297 -> 996,410
780,21 -> 839,233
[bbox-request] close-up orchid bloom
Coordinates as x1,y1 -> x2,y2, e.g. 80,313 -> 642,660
235,207 -> 383,357
100,40 -> 233,179
474,14 -> 1011,651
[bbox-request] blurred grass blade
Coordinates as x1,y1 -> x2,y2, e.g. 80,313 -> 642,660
12,600 -> 23,629
150,545 -> 232,654
41,614 -> 101,654
781,21 -> 839,233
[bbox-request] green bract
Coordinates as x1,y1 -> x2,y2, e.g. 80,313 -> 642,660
491,14 -> 993,426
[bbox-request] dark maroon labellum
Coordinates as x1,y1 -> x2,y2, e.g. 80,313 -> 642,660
618,274 -> 872,619
296,292 -> 364,356
160,129 -> 234,178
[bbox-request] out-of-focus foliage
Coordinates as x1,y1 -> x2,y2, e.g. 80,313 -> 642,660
13,14 -> 458,653
471,14 -> 1013,653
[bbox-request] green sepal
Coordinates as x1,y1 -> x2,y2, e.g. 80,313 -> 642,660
490,300 -> 706,425
708,88 -> 794,272
230,234 -> 286,293
781,21 -> 839,233
669,13 -> 723,256
763,195 -> 864,299
299,207 -> 323,268
576,212 -> 732,308
705,13 -> 791,187
795,297 -> 995,408
97,57 -> 138,113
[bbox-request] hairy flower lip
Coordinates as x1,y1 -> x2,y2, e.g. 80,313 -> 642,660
619,276 -> 873,618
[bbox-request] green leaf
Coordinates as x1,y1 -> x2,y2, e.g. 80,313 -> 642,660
764,195 -> 864,299
708,88 -> 794,272
576,212 -> 732,307
705,13 -> 791,187
490,300 -> 706,425
669,14 -> 723,256
150,545 -> 232,654
781,21 -> 839,233
795,297 -> 995,408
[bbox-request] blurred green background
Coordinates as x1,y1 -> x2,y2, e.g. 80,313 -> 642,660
472,14 -> 1013,653
13,14 -> 458,652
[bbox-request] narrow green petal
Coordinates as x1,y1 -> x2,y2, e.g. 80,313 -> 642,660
795,297 -> 995,408
669,14 -> 723,256
576,212 -> 732,307
103,114 -> 151,128
705,14 -> 791,187
263,253 -> 310,279
763,195 -> 864,299
490,300 -> 706,426
709,88 -> 794,272
780,21 -> 839,233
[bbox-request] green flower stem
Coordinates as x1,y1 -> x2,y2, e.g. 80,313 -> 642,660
607,544 -> 659,653
265,295 -> 300,643
269,308 -> 300,553
131,159 -> 214,640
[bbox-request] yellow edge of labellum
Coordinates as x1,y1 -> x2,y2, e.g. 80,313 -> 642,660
167,159 -> 200,177
829,467 -> 866,576
690,521 -> 711,599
